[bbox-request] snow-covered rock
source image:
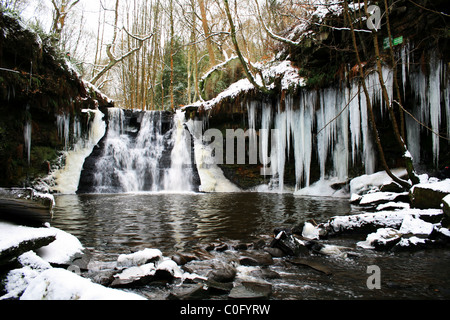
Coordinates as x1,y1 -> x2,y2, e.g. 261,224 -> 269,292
20,268 -> 146,300
323,208 -> 442,235
117,248 -> 163,267
36,226 -> 84,265
410,179 -> 450,209
350,168 -> 408,195
357,228 -> 402,250
359,191 -> 408,206
443,194 -> 450,218
0,251 -> 51,300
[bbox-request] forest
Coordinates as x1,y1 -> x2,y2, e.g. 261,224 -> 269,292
1,0 -> 303,110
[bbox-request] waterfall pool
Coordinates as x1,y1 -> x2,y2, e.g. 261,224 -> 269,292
50,192 -> 450,300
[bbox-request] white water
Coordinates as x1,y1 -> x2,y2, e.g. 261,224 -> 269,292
53,109 -> 106,194
164,110 -> 197,192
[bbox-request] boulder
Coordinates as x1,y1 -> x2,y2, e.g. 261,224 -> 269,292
207,263 -> 237,283
270,230 -> 309,256
228,281 -> 272,300
239,251 -> 273,266
0,223 -> 57,266
410,180 -> 450,209
442,195 -> 450,219
287,257 -> 333,275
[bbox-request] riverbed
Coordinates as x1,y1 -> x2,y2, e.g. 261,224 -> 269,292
51,192 -> 450,300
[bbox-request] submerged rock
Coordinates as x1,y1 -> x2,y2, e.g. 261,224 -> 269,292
228,281 -> 272,300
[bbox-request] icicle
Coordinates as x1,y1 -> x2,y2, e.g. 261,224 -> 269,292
259,101 -> 272,176
333,89 -> 349,180
24,120 -> 32,166
429,53 -> 441,166
56,114 -> 70,150
349,83 -> 361,166
359,86 -> 376,175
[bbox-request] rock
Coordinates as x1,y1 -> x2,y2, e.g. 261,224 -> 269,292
171,253 -> 197,266
228,281 -> 272,300
0,198 -> 52,228
117,248 -> 162,268
442,195 -> 450,220
0,223 -> 57,267
410,180 -> 450,209
167,283 -> 207,300
287,257 -> 333,275
233,243 -> 249,251
359,192 -> 409,206
215,243 -> 229,252
380,181 -> 405,193
260,268 -> 281,280
207,263 -> 237,283
270,230 -> 310,256
264,247 -> 284,257
239,251 -> 273,266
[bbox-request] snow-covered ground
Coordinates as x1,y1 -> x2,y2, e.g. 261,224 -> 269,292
0,221 -> 146,300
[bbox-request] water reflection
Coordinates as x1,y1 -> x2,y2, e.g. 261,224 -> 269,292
52,192 -> 353,260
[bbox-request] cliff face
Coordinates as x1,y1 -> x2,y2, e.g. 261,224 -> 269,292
184,0 -> 450,191
0,10 -> 113,187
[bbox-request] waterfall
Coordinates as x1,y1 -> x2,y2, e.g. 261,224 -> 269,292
164,110 -> 197,192
53,109 -> 106,194
78,108 -> 199,194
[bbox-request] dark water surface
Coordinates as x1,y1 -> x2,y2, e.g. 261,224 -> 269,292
51,192 -> 450,300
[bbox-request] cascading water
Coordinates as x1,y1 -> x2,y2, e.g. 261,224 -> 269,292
52,109 -> 106,194
78,108 -> 199,194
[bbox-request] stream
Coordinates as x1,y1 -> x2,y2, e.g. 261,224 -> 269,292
51,192 -> 450,300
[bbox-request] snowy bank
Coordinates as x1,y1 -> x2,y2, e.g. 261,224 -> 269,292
20,268 -> 145,300
0,221 -> 146,300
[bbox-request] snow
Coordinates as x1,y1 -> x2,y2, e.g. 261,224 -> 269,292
376,201 -> 410,211
0,221 -> 83,265
36,226 -> 84,265
0,252 -> 52,300
356,212 -> 437,250
0,222 -> 57,253
359,192 -> 408,205
443,194 -> 450,208
114,263 -> 156,281
350,168 -> 407,195
295,178 -> 348,197
20,268 -> 146,300
326,208 -> 442,234
357,228 -> 401,249
411,179 -> 450,194
117,248 -> 163,267
302,222 -> 320,240
399,215 -> 434,235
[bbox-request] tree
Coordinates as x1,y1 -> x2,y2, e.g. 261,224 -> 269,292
89,0 -> 154,88
223,0 -> 270,94
50,0 -> 80,41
